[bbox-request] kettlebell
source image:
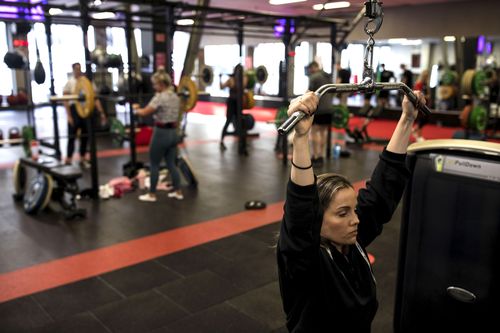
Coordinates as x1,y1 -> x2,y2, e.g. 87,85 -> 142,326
9,127 -> 21,146
7,91 -> 18,106
17,89 -> 28,105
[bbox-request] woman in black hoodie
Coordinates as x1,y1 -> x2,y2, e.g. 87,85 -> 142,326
277,90 -> 425,332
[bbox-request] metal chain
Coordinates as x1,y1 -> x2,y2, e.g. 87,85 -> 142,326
361,1 -> 384,86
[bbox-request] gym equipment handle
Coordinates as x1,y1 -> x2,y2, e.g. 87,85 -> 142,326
277,82 -> 432,135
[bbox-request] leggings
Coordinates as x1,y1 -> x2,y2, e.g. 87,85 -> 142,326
67,104 -> 88,159
149,127 -> 181,193
221,98 -> 238,141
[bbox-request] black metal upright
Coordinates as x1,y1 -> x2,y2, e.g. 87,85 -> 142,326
165,5 -> 175,77
44,14 -> 61,160
281,18 -> 292,165
326,22 -> 338,159
236,22 -> 247,156
125,12 -> 138,167
80,0 -> 98,199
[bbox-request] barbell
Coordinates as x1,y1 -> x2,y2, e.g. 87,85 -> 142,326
50,76 -> 95,119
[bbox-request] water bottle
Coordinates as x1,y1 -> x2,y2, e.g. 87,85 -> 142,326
333,143 -> 341,160
30,140 -> 39,160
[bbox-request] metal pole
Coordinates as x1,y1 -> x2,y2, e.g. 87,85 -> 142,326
281,19 -> 291,165
125,12 -> 138,166
80,0 -> 98,199
44,15 -> 61,160
236,22 -> 247,156
327,23 -> 338,159
165,5 -> 175,77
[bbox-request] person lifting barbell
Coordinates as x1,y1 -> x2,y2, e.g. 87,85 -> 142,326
63,63 -> 107,168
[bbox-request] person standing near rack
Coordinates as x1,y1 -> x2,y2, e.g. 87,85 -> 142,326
398,64 -> 413,106
63,63 -> 106,168
376,64 -> 395,110
219,64 -> 247,151
133,68 -> 183,202
307,61 -> 332,166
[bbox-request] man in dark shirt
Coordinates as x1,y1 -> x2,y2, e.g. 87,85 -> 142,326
336,63 -> 351,106
377,64 -> 395,110
399,64 -> 413,106
277,89 -> 426,332
307,61 -> 332,166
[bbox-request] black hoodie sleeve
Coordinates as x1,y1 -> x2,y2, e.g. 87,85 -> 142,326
356,148 -> 411,247
278,178 -> 322,279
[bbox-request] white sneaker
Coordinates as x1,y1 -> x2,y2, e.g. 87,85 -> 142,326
167,192 -> 184,200
139,193 -> 157,202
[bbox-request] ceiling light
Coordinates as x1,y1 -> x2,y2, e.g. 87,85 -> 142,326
313,1 -> 350,10
92,12 -> 115,20
48,8 -> 63,16
176,19 -> 194,26
270,0 -> 307,5
444,36 -> 456,42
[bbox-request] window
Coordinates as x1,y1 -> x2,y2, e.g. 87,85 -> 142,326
293,41 -> 309,95
48,24 -> 86,96
0,22 -> 14,97
316,42 -> 332,74
204,44 -> 242,97
172,31 -> 190,85
253,43 -> 284,96
27,23 -> 50,103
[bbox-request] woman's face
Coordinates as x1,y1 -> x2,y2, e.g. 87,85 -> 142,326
152,79 -> 165,92
320,187 -> 359,247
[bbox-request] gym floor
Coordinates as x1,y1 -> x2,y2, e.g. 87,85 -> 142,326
0,104 -> 458,332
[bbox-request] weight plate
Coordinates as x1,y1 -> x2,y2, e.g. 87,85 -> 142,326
73,76 -> 95,118
473,70 -> 487,96
178,76 -> 198,112
245,70 -> 257,90
441,70 -> 458,86
23,173 -> 50,214
255,65 -> 268,84
437,86 -> 455,100
12,160 -> 27,198
331,104 -> 350,129
201,66 -> 214,85
40,174 -> 54,211
460,69 -> 475,96
109,118 -> 126,146
469,105 -> 487,131
242,113 -> 255,130
243,91 -> 255,109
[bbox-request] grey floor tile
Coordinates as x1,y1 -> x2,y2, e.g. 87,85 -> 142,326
227,281 -> 285,330
92,290 -> 188,333
0,296 -> 53,333
156,270 -> 244,313
100,261 -> 181,296
166,303 -> 268,333
32,278 -> 122,320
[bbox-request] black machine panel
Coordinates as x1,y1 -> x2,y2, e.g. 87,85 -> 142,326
395,150 -> 500,332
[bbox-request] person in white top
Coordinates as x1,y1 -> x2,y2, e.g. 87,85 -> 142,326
63,63 -> 106,168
